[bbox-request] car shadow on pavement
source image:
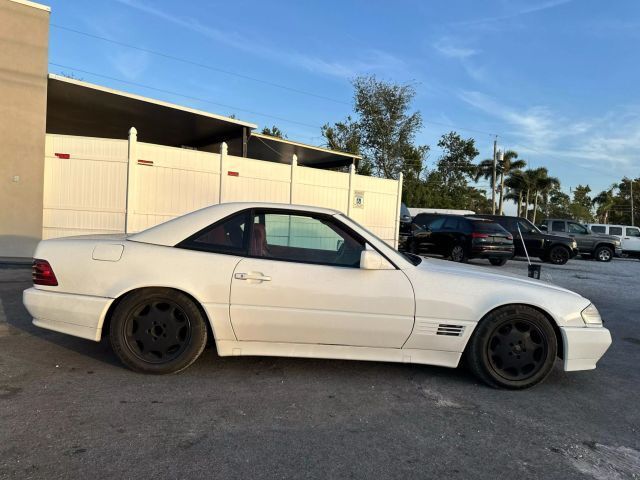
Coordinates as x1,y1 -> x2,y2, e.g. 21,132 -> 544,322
0,267 -> 122,368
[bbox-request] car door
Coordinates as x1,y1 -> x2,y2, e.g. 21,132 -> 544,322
623,226 -> 640,253
516,219 -> 545,257
439,216 -> 461,256
567,221 -> 592,250
229,209 -> 415,348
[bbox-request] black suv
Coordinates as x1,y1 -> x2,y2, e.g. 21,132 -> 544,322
398,203 -> 413,252
475,215 -> 578,265
408,214 -> 514,266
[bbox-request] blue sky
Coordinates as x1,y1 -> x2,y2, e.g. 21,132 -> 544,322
47,0 -> 640,201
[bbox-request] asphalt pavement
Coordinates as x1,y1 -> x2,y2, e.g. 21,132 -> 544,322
0,257 -> 639,480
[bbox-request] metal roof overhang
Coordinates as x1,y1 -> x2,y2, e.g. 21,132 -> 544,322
248,133 -> 360,169
46,74 -> 360,168
46,74 -> 255,147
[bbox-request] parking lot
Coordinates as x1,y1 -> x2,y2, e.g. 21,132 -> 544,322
0,258 -> 639,480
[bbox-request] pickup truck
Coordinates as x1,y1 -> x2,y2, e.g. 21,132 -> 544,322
538,218 -> 622,262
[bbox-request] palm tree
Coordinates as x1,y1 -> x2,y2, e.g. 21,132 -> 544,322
504,170 -> 527,217
592,186 -> 616,223
528,168 -> 560,223
474,150 -> 525,214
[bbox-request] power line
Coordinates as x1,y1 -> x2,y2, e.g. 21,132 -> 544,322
50,23 -> 350,106
49,62 -> 325,130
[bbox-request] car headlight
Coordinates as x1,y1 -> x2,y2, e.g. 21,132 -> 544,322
581,304 -> 602,326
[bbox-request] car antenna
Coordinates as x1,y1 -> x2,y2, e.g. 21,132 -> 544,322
517,223 -> 541,279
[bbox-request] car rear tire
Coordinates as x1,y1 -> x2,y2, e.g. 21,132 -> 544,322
109,289 -> 208,374
466,305 -> 557,389
548,245 -> 570,265
449,244 -> 467,263
594,246 -> 613,262
489,258 -> 508,266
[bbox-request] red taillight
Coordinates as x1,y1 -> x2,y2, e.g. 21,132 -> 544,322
471,232 -> 489,239
32,259 -> 58,286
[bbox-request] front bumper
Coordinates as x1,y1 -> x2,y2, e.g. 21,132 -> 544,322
23,287 -> 113,342
560,326 -> 612,371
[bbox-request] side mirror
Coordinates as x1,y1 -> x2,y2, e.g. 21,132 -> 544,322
360,249 -> 394,270
539,225 -> 547,231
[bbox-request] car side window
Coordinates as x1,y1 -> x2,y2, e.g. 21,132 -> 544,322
568,222 -> 588,234
517,220 -> 535,233
443,217 -> 459,230
626,227 -> 640,237
177,211 -> 249,254
609,226 -> 623,236
250,211 -> 365,268
551,221 -> 566,232
427,217 -> 445,230
590,226 -> 606,233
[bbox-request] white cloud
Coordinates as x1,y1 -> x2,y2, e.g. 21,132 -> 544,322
114,0 -> 404,79
458,91 -> 640,175
434,38 -> 479,59
108,50 -> 150,80
455,0 -> 574,27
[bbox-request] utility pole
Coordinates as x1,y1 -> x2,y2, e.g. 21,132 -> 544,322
631,179 -> 635,226
491,136 -> 497,214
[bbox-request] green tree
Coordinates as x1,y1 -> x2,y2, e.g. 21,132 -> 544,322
320,116 -> 372,174
592,186 -> 617,223
352,75 -> 426,179
568,185 -> 594,222
261,125 -> 286,139
546,188 -> 572,219
529,167 -> 560,223
474,150 -> 526,214
436,132 -> 479,191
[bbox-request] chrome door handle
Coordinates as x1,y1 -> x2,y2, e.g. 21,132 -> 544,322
235,272 -> 271,282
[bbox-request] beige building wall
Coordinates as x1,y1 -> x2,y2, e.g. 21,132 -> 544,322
0,0 -> 50,259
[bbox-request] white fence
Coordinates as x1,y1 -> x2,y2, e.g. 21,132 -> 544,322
43,130 -> 403,246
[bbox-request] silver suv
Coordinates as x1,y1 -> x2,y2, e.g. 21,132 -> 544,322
539,218 -> 622,262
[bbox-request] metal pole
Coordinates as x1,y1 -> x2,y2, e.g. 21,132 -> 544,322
491,137 -> 497,214
631,179 -> 635,226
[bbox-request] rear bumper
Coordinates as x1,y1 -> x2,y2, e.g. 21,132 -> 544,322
23,288 -> 113,342
470,246 -> 514,259
560,326 -> 612,371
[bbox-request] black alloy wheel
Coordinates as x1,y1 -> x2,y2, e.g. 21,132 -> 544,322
450,244 -> 466,262
124,300 -> 191,364
548,245 -> 570,265
466,305 -> 557,389
486,319 -> 548,381
110,289 -> 208,374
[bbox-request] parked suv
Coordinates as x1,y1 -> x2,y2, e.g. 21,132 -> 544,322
588,223 -> 640,260
539,219 -> 622,262
409,214 -> 514,265
475,215 -> 578,265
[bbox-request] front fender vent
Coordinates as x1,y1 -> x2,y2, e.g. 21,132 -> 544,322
437,324 -> 465,336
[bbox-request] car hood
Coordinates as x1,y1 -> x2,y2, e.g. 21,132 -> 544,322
539,232 -> 575,244
589,233 -> 620,241
412,257 -> 580,297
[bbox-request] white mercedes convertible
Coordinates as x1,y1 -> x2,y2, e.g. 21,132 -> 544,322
23,202 -> 611,389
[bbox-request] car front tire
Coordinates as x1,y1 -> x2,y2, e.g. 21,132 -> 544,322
594,246 -> 613,262
109,288 -> 208,374
548,245 -> 570,265
466,305 -> 557,389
